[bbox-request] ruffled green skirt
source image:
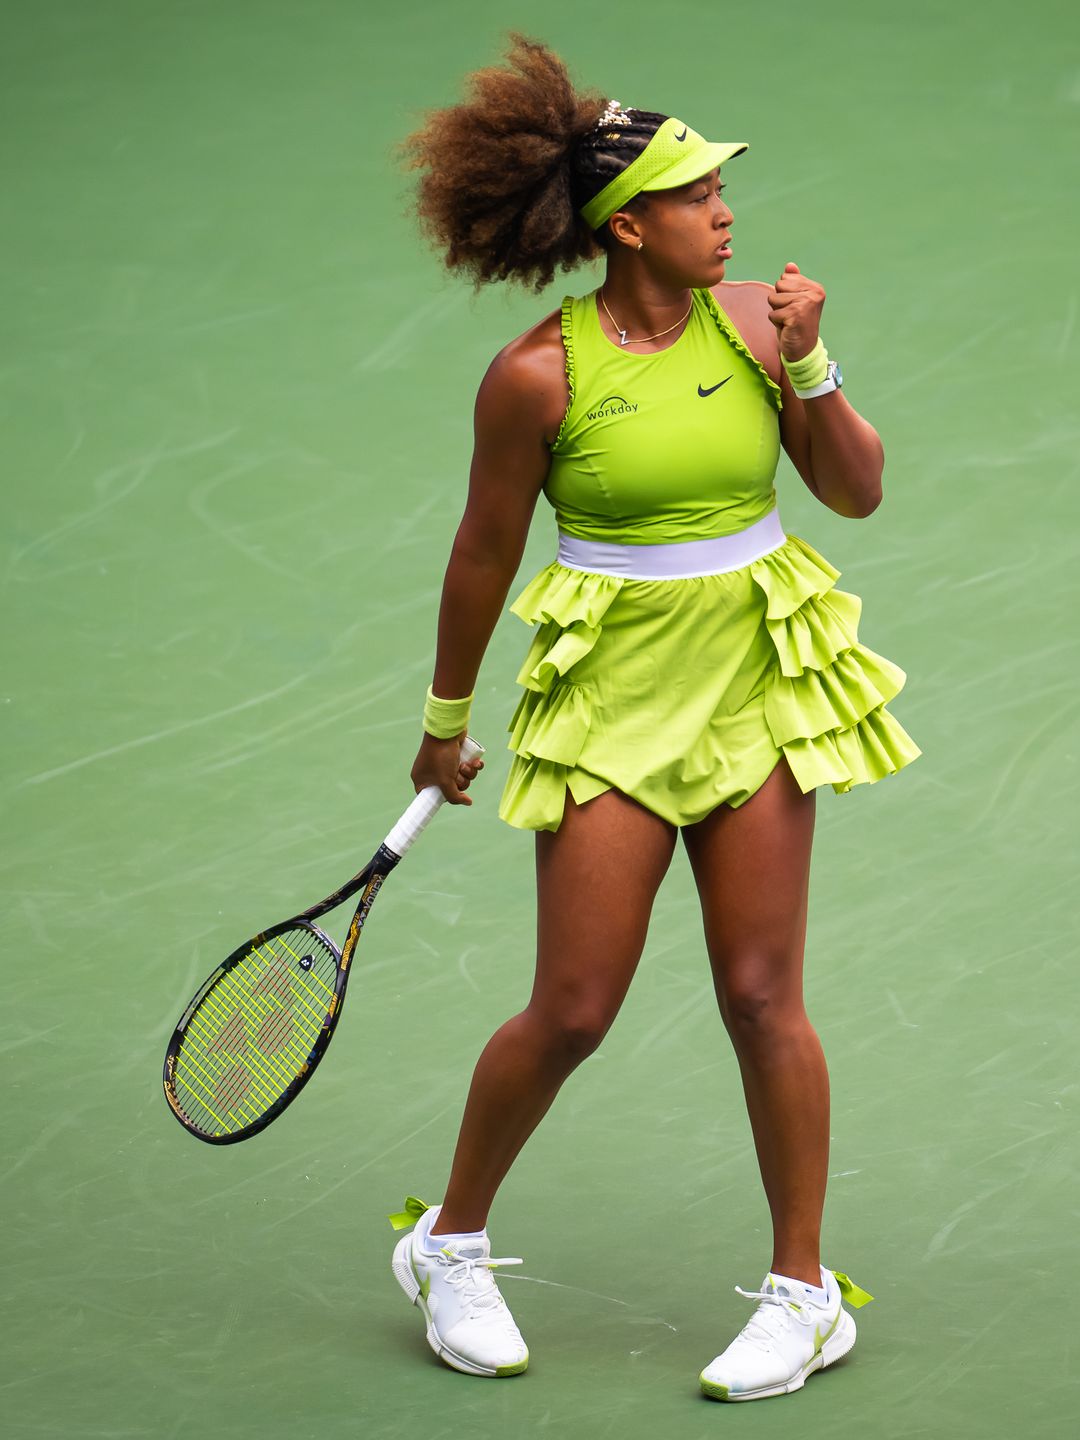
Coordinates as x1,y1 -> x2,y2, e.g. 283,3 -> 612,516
497,532 -> 922,832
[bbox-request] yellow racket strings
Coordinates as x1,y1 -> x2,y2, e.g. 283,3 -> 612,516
172,927 -> 338,1136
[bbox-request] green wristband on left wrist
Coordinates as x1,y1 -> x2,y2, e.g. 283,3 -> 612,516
781,337 -> 828,390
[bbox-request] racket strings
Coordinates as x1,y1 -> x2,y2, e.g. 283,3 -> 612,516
176,945 -> 329,1131
171,927 -> 339,1137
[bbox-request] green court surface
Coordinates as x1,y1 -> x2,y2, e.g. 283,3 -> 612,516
3,2 -> 1078,1436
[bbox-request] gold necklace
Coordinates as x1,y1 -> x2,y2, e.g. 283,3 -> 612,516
600,287 -> 693,346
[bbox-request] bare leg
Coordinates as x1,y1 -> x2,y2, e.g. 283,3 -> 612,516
681,758 -> 826,1287
432,785 -> 678,1235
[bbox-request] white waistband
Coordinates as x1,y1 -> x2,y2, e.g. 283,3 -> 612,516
556,507 -> 787,579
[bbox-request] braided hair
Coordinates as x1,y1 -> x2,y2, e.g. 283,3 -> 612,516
400,34 -> 668,292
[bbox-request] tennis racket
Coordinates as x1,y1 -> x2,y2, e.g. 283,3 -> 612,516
163,735 -> 485,1145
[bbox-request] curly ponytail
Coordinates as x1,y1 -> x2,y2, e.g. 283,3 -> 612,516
400,34 -> 668,292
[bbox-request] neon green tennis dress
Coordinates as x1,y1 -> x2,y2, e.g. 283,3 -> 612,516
497,286 -> 922,832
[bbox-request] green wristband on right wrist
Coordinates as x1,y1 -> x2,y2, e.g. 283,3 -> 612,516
423,683 -> 473,738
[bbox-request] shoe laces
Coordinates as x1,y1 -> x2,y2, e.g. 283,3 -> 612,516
731,1283 -> 815,1351
441,1249 -> 523,1317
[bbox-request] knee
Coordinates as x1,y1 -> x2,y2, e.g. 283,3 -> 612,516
522,1004 -> 612,1064
716,966 -> 806,1047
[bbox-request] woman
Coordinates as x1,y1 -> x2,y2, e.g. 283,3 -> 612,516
387,35 -> 919,1401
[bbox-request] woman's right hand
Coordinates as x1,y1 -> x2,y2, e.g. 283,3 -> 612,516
410,731 -> 485,807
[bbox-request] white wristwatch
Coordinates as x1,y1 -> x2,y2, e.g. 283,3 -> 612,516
793,359 -> 843,399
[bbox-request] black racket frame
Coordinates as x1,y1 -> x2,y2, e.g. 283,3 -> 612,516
163,841 -> 403,1144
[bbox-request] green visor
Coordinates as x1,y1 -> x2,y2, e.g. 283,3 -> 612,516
580,116 -> 747,231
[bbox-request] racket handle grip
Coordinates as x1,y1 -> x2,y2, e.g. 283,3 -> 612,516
383,734 -> 486,859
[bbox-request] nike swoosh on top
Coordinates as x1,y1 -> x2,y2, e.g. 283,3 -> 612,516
697,377 -> 732,397
674,126 -> 688,142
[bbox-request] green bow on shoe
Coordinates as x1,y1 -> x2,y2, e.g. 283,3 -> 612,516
833,1270 -> 874,1307
387,1195 -> 430,1231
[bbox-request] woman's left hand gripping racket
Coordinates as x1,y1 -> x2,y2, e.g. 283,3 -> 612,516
163,736 -> 485,1144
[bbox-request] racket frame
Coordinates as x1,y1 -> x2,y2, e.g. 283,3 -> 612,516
163,735 -> 483,1144
163,844 -> 401,1144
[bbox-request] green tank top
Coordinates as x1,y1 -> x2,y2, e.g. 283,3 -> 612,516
544,287 -> 784,544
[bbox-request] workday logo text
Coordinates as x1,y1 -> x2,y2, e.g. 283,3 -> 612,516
587,394 -> 639,421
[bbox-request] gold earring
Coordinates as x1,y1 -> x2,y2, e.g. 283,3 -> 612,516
637,241 -> 644,251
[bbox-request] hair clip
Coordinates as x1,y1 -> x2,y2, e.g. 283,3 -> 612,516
598,99 -> 633,127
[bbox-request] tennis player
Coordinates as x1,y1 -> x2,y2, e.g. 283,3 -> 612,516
389,35 -> 920,1401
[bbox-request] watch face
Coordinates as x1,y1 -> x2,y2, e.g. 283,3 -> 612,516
833,359 -> 843,387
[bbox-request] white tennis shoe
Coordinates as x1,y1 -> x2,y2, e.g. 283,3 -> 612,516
700,1265 -> 874,1401
389,1198 -> 529,1377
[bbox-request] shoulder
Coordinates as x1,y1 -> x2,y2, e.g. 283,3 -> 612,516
708,280 -> 781,386
712,278 -> 773,312
485,305 -> 565,394
476,303 -> 571,447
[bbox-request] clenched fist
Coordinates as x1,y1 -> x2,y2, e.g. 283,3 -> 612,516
767,262 -> 825,363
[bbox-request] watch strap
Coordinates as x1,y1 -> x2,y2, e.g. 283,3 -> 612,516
793,360 -> 841,399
